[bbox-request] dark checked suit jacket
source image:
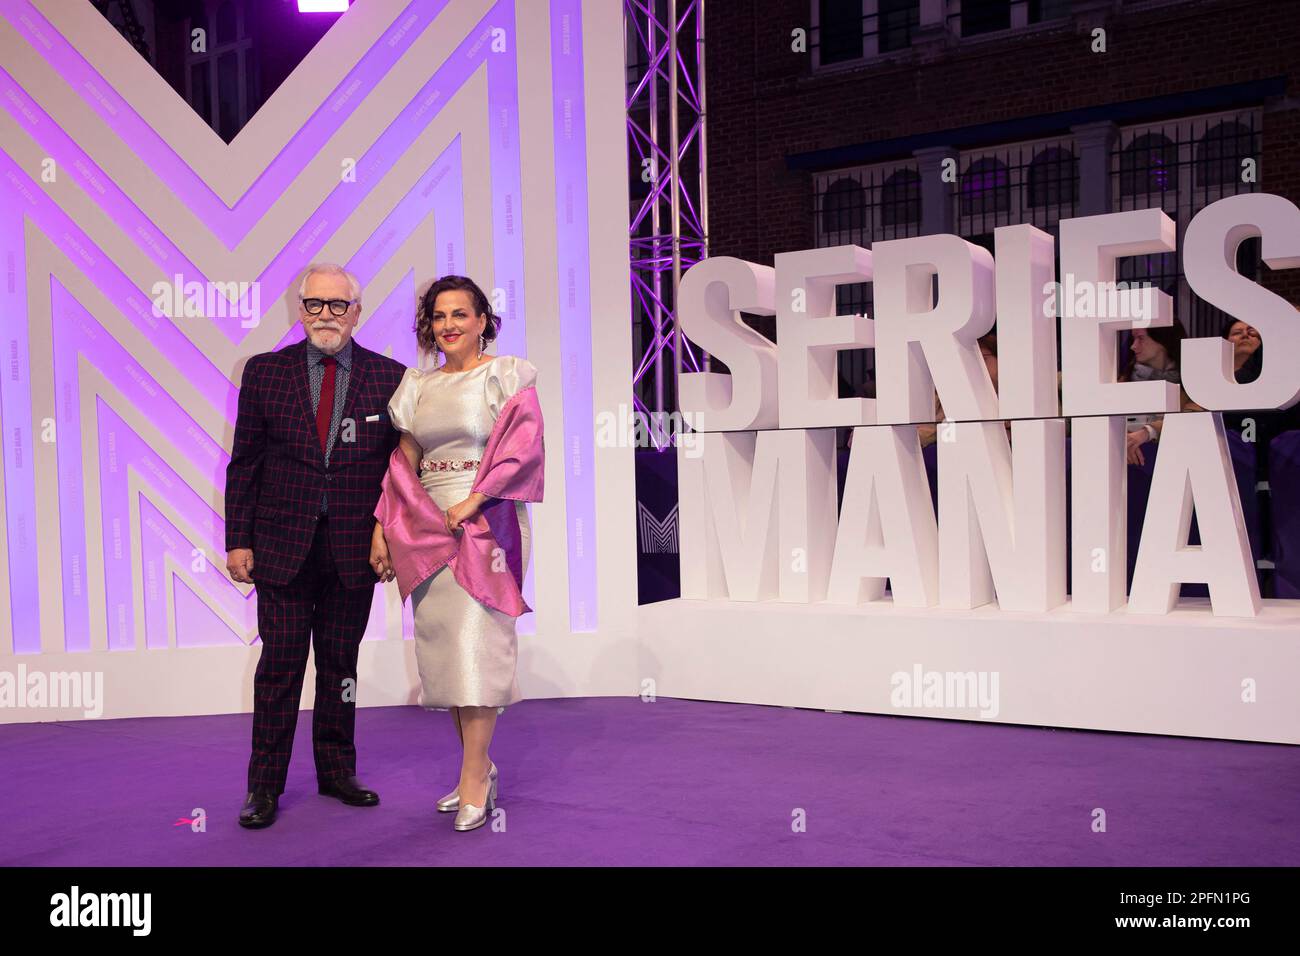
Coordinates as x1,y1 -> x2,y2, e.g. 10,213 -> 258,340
225,338 -> 407,589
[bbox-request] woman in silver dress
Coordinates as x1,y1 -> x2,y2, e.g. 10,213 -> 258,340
371,275 -> 540,832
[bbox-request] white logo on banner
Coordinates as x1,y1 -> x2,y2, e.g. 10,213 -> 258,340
638,503 -> 679,554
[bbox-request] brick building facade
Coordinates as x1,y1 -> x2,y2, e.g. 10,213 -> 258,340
704,0 -> 1299,339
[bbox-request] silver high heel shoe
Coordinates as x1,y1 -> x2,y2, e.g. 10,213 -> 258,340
437,761 -> 497,812
452,769 -> 497,832
437,707 -> 497,812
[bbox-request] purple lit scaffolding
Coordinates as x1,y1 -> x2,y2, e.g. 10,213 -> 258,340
626,0 -> 708,441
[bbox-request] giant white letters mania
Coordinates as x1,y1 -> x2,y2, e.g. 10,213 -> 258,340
675,194 -> 1300,618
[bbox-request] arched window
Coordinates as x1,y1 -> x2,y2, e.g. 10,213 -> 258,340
821,177 -> 866,234
1119,133 -> 1177,196
881,168 -> 921,227
960,157 -> 1009,216
1026,147 -> 1078,208
1196,121 -> 1255,188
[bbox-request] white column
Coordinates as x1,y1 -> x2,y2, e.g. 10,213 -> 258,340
913,145 -> 959,237
1070,121 -> 1117,218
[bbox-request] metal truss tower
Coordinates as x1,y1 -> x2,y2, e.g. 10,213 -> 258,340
625,0 -> 709,435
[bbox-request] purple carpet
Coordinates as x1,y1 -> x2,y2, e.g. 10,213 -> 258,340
1,697 -> 1296,866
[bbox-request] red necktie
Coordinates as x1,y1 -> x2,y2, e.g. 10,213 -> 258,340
316,355 -> 336,453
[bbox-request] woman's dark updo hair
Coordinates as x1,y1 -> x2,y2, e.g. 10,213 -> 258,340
415,275 -> 501,353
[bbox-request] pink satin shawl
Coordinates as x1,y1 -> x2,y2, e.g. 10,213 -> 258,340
373,385 -> 544,615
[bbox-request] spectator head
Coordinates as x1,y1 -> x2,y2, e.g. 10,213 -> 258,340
1221,318 -> 1262,372
978,332 -> 998,392
1124,319 -> 1185,379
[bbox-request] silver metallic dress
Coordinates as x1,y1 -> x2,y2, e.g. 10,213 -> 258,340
387,355 -> 536,708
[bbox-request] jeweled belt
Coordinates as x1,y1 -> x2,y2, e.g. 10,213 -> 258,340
420,456 -> 481,473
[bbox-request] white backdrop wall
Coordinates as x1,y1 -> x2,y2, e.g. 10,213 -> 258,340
0,0 -> 639,723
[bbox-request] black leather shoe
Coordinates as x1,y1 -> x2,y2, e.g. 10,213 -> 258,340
239,790 -> 278,829
317,775 -> 380,807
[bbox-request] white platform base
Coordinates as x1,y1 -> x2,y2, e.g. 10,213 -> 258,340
0,632 -> 638,724
7,598 -> 1297,745
635,597 -> 1300,745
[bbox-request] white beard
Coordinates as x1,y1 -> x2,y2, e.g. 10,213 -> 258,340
309,326 -> 346,354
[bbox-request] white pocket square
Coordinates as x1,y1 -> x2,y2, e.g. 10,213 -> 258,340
365,414 -> 381,423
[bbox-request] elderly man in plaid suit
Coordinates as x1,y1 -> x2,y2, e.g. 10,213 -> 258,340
226,263 -> 406,829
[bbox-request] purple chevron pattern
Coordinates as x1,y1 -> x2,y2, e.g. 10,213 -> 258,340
0,0 -> 608,660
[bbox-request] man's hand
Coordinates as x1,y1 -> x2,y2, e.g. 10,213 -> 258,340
227,548 -> 255,584
370,527 -> 395,583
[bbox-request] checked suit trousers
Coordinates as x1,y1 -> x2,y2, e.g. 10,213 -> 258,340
248,513 -> 376,794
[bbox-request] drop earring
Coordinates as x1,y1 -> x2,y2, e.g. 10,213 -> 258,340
479,333 -> 485,357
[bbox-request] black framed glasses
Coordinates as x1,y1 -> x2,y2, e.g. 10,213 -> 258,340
301,297 -> 357,317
